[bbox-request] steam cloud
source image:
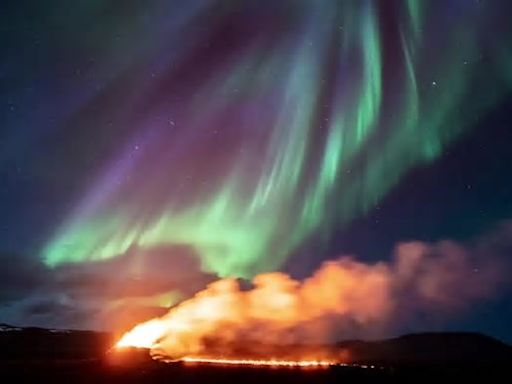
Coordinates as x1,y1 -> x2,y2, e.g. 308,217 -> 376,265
117,238 -> 506,360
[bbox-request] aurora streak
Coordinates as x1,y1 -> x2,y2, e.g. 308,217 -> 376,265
43,0 -> 512,278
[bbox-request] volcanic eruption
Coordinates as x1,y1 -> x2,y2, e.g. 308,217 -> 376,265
116,241 -> 501,366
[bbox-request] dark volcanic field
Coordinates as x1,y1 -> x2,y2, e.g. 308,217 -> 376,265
0,324 -> 511,382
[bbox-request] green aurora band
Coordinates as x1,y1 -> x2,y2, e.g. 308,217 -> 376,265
43,1 -> 512,278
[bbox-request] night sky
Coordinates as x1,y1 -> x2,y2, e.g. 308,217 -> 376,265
1,0 -> 512,342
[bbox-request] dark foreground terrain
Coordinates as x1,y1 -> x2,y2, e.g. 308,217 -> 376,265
0,324 -> 511,382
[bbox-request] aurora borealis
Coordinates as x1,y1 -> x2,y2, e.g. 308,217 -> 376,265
2,1 -> 512,341
39,0 -> 512,277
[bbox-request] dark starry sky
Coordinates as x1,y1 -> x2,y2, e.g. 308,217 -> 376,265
1,0 -> 512,342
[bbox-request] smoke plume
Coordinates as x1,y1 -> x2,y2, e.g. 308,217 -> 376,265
117,238 -> 506,360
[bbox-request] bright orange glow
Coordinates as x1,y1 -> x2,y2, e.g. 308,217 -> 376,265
115,260 -> 389,362
116,319 -> 166,348
181,356 -> 336,368
113,242 -> 495,368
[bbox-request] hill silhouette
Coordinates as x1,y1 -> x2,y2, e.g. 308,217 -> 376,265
0,324 -> 511,381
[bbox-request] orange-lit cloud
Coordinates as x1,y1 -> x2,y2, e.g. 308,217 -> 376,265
117,237 -> 506,360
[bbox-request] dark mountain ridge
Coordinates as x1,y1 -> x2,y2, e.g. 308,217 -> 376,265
1,324 -> 511,381
337,332 -> 512,366
0,323 -> 510,364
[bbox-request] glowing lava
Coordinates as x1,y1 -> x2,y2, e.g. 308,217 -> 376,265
115,319 -> 166,349
115,320 -> 341,369
180,357 -> 336,368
